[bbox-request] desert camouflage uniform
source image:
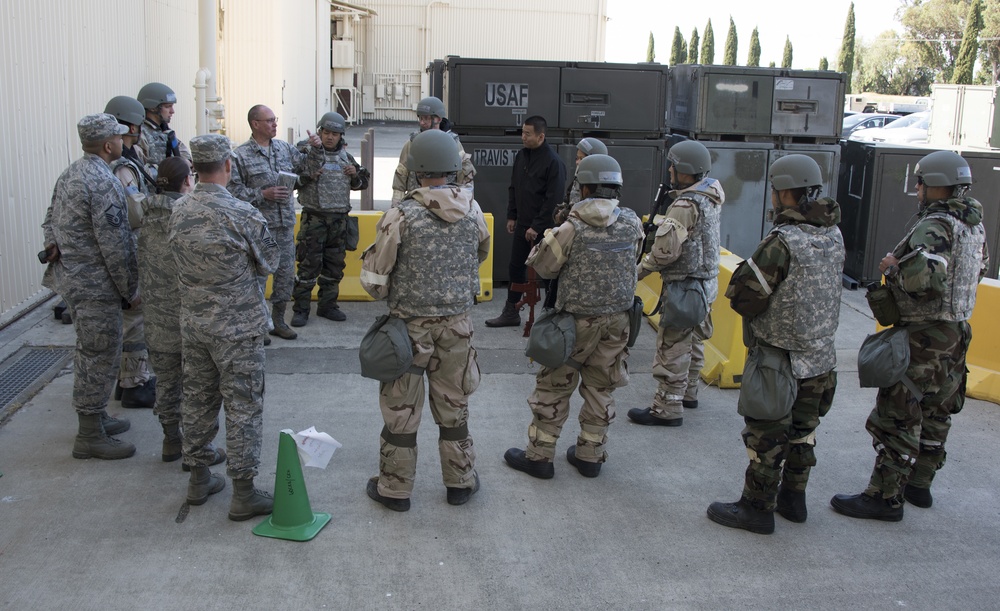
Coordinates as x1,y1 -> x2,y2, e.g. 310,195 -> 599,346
727,197 -> 844,511
391,131 -> 475,204
139,191 -> 184,425
169,182 -> 279,477
292,141 -> 369,314
863,196 -> 988,506
228,138 -> 305,303
42,153 -> 138,416
638,178 -> 725,420
138,118 -> 191,179
524,197 -> 643,464
111,149 -> 155,391
361,185 -> 490,499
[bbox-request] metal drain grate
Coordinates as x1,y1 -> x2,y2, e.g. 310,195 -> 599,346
0,347 -> 72,418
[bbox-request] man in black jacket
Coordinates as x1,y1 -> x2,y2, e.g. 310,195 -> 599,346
486,115 -> 567,328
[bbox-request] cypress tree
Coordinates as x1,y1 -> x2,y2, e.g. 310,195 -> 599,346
747,27 -> 761,67
689,28 -> 700,64
670,27 -> 687,65
723,17 -> 738,65
819,57 -> 829,70
953,0 -> 984,84
782,36 -> 793,68
838,2 -> 856,92
647,31 -> 656,63
700,19 -> 715,64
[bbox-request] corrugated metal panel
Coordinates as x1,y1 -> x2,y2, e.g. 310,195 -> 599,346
143,0 -> 200,141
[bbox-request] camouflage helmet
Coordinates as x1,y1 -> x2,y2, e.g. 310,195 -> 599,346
317,111 -> 347,134
769,154 -> 823,191
577,154 -> 623,186
667,140 -> 711,176
104,96 -> 146,127
416,96 -> 447,118
915,150 -> 972,187
407,129 -> 461,173
577,137 -> 608,157
137,82 -> 177,110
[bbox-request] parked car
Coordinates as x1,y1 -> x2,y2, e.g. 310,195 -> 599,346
842,113 -> 900,139
849,111 -> 930,144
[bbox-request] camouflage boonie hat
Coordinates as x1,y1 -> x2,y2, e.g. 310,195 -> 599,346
190,134 -> 233,163
78,113 -> 129,143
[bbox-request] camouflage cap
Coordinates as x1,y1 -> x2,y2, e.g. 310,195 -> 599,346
189,134 -> 233,163
78,113 -> 130,143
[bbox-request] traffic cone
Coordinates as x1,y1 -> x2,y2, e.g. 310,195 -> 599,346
252,431 -> 331,541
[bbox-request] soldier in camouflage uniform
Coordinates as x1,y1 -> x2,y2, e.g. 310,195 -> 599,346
136,82 -> 191,180
290,111 -> 370,326
228,104 -> 306,341
832,151 -> 989,522
504,154 -> 643,479
632,140 -> 724,426
707,155 -> 844,535
41,113 -> 137,460
552,137 -> 608,225
169,134 -> 280,519
105,96 -> 157,409
361,129 -> 491,511
391,96 -> 475,205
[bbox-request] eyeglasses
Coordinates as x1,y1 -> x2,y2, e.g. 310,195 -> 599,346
255,117 -> 278,125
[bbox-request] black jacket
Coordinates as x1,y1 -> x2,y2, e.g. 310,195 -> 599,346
507,141 -> 567,234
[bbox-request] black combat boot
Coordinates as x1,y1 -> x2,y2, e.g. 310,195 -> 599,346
366,477 -> 410,512
228,478 -> 274,521
269,302 -> 298,340
830,492 -> 904,521
776,487 -> 808,523
187,466 -> 226,505
121,378 -> 156,409
707,498 -> 775,534
903,485 -> 933,508
290,309 -> 309,327
627,407 -> 682,427
317,306 -> 346,321
566,446 -> 601,478
72,413 -> 136,460
485,301 -> 521,328
503,448 -> 555,479
446,472 -> 481,506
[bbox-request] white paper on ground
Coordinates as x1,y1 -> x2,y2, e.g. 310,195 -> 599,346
280,426 -> 342,469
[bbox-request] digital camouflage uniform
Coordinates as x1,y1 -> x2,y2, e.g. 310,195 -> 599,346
169,179 -> 280,477
42,149 -> 138,417
727,197 -> 844,511
139,191 -> 184,426
228,137 -> 305,303
138,118 -> 191,179
292,141 -> 369,315
864,196 -> 988,506
361,185 -> 491,499
638,178 -> 725,421
391,131 -> 475,204
523,197 -> 643,464
111,150 -> 155,391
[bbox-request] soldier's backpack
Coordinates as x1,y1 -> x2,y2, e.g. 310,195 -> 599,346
525,308 -> 576,369
737,343 -> 797,420
661,277 -> 709,329
359,315 -> 417,382
857,326 -> 923,401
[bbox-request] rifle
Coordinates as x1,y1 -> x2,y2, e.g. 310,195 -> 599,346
511,266 -> 542,337
641,182 -> 672,262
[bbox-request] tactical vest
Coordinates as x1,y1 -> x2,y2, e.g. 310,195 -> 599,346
660,185 -> 721,284
891,209 -> 985,323
300,148 -> 352,213
142,121 -> 173,168
556,204 -> 641,315
388,198 -> 480,317
110,157 -> 149,197
751,221 -> 845,379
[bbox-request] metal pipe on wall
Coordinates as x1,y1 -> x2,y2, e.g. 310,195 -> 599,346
198,0 -> 223,134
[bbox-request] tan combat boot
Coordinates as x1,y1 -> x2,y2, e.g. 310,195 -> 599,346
269,301 -> 298,340
72,413 -> 136,460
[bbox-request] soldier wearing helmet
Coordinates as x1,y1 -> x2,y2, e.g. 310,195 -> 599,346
290,112 -> 371,327
136,82 -> 191,177
503,153 -> 643,480
632,140 -> 725,427
833,150 -> 988,523
707,154 -> 844,535
362,129 -> 491,512
553,137 -> 608,225
391,96 -> 475,204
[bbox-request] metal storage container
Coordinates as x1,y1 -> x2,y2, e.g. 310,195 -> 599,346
928,84 -> 1000,149
558,63 -> 668,135
770,70 -> 846,139
556,139 -> 666,220
667,65 -> 774,137
444,57 -> 564,134
838,141 -> 1000,284
762,144 -> 842,236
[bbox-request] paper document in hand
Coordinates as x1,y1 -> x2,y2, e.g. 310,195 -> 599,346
280,426 -> 342,469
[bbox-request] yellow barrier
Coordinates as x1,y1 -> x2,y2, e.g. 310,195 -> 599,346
267,211 -> 494,302
636,249 -> 746,389
965,278 -> 1000,404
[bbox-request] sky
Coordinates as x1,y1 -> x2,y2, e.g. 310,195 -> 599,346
605,0 -> 904,70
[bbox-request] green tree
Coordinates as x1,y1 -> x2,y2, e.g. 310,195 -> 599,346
854,31 -> 934,95
670,27 -> 687,65
819,57 -> 829,70
838,2 -> 856,92
747,27 -> 761,66
981,0 -> 1000,83
900,0 -> 967,84
782,36 -> 793,68
768,61 -> 776,68
953,0 -> 984,84
647,31 -> 656,63
689,28 -> 700,64
723,16 -> 738,65
700,19 -> 715,64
